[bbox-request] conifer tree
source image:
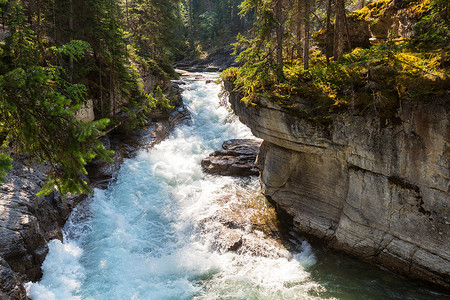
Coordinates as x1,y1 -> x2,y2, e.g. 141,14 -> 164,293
0,0 -> 112,195
125,0 -> 180,79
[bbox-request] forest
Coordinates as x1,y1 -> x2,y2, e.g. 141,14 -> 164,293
0,0 -> 448,195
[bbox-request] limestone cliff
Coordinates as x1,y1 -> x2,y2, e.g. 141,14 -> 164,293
225,81 -> 450,289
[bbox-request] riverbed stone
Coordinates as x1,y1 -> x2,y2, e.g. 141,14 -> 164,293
201,139 -> 261,176
201,193 -> 292,259
174,45 -> 237,72
0,159 -> 85,289
226,80 -> 450,289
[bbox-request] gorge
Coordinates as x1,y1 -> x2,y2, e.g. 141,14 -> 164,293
22,75 -> 450,299
0,0 -> 449,298
226,80 -> 450,290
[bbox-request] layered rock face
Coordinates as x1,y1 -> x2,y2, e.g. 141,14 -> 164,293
226,81 -> 450,288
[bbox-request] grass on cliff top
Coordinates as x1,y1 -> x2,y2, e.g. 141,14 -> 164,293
222,41 -> 449,122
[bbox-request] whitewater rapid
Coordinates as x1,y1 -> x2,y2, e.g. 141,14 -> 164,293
26,74 -> 320,299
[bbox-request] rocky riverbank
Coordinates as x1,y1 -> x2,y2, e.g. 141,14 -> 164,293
0,160 -> 84,299
225,80 -> 450,289
174,45 -> 238,73
0,84 -> 190,299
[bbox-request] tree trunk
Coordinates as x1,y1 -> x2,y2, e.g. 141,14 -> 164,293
275,0 -> 284,79
230,0 -> 234,33
69,0 -> 73,82
188,0 -> 194,50
99,59 -> 104,118
325,0 -> 332,64
52,0 -> 56,42
297,0 -> 304,58
304,0 -> 311,69
344,11 -> 352,51
125,0 -> 129,29
334,0 -> 345,60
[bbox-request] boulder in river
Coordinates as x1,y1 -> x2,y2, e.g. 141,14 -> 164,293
201,139 -> 262,176
200,191 -> 292,259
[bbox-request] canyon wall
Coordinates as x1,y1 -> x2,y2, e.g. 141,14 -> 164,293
226,81 -> 450,288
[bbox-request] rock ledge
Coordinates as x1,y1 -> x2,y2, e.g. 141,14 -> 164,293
201,139 -> 261,176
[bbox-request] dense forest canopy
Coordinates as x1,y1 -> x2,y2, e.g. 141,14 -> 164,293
0,0 -> 448,195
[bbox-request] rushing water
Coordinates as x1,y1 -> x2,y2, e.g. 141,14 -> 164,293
27,74 -> 449,300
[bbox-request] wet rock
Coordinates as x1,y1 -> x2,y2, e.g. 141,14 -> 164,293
0,161 -> 83,283
201,192 -> 292,259
0,257 -> 27,300
201,139 -> 262,176
205,67 -> 220,72
174,45 -> 237,72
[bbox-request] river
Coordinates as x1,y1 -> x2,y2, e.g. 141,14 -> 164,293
26,74 -> 449,299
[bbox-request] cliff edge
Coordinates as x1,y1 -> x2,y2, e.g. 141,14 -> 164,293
225,80 -> 450,289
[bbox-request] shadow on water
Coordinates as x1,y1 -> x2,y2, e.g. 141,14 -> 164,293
270,202 -> 450,300
289,234 -> 450,300
309,250 -> 450,300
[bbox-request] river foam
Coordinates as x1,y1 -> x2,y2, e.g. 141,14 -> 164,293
27,74 -> 319,299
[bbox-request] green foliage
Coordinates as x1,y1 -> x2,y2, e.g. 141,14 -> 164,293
124,0 -> 180,79
231,0 -> 286,88
411,0 -> 449,54
0,0 -> 187,195
0,65 -> 112,195
0,153 -> 12,182
0,0 -> 115,195
178,0 -> 250,55
50,40 -> 92,62
351,0 -> 391,21
3,0 -> 39,69
198,11 -> 218,41
143,86 -> 175,113
224,39 -> 449,122
225,0 -> 449,124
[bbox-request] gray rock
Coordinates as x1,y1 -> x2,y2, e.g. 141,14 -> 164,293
226,80 -> 450,289
174,46 -> 237,72
200,193 -> 291,259
201,139 -> 262,176
0,257 -> 27,300
0,161 -> 83,284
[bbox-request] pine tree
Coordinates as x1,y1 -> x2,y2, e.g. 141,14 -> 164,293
125,0 -> 180,79
0,0 -> 112,195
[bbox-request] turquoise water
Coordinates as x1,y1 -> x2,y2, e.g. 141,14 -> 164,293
26,75 -> 449,300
